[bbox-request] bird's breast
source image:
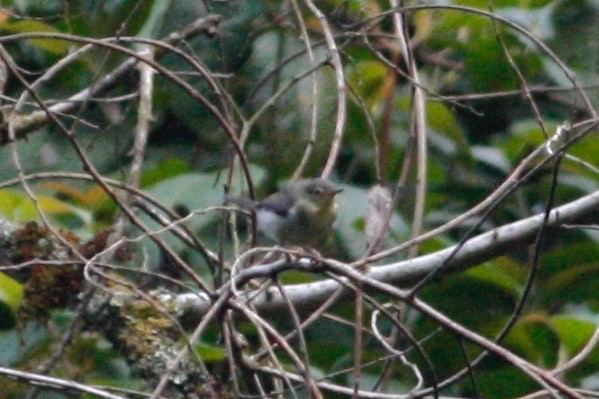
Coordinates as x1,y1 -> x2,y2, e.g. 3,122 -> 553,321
256,208 -> 285,241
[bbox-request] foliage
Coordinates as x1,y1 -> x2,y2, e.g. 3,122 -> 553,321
0,0 -> 597,398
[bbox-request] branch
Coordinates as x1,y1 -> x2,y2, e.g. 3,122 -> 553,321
177,189 -> 598,318
301,0 -> 347,179
389,0 -> 428,258
0,366 -> 126,399
0,14 -> 221,142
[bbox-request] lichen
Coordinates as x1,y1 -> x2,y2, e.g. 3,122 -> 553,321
0,217 -> 15,246
91,286 -> 206,392
14,222 -> 83,321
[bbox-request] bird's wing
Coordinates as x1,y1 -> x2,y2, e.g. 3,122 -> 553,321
224,195 -> 259,210
258,191 -> 295,217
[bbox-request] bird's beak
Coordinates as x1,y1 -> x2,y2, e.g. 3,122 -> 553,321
330,188 -> 343,197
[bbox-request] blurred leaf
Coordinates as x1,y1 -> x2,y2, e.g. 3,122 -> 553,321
420,273 -> 516,335
37,182 -> 89,205
464,257 -> 524,298
279,270 -> 320,285
0,273 -> 23,329
140,158 -> 191,188
0,189 -> 91,225
540,242 -> 599,274
552,315 -> 599,362
398,98 -> 468,157
67,335 -> 129,379
471,145 -> 511,173
0,189 -> 21,218
146,165 -> 265,230
0,321 -> 48,364
348,60 -> 388,105
66,0 -> 157,37
542,58 -> 576,87
504,120 -> 551,162
427,102 -> 469,151
550,0 -> 599,72
417,236 -> 451,254
542,262 -> 599,304
539,243 -> 599,305
307,320 -> 354,370
496,4 -> 556,40
475,366 -> 536,398
0,126 -> 131,184
137,0 -> 173,38
1,20 -> 70,54
506,314 -> 560,367
141,166 -> 265,259
38,196 -> 72,214
566,134 -> 599,178
557,174 -> 598,195
465,36 -> 519,92
335,183 -> 409,260
195,342 -> 227,362
83,185 -> 113,211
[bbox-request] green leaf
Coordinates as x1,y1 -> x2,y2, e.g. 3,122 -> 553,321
539,242 -> 599,305
279,270 -> 320,285
420,272 -> 516,335
506,315 -> 559,367
348,60 -> 388,105
552,315 -> 598,359
140,159 -> 192,188
195,342 -> 227,362
0,273 -> 22,312
397,98 -> 468,157
0,273 -> 23,329
542,262 -> 599,304
464,258 -> 524,298
504,120 -> 551,155
465,37 -> 519,92
567,134 -> 599,178
427,102 -> 468,150
1,20 -> 70,54
475,366 -> 537,398
0,189 -> 91,225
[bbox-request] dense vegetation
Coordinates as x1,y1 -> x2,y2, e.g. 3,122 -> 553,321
0,1 -> 597,398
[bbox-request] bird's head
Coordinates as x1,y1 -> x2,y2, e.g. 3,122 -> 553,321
296,178 -> 343,210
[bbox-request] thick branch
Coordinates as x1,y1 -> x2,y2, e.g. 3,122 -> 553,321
178,190 -> 598,319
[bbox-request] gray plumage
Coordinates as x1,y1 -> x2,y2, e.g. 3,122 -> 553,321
226,178 -> 342,248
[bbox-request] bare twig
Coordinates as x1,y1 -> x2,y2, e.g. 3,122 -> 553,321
390,0 -> 428,258
290,0 -> 320,180
0,14 -> 223,140
301,0 -> 347,178
0,366 -> 126,399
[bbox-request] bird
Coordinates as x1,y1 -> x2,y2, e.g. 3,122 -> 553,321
226,178 -> 343,249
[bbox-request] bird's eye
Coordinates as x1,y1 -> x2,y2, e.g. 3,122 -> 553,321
311,187 -> 324,196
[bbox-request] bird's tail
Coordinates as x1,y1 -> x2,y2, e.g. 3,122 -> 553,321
224,195 -> 258,210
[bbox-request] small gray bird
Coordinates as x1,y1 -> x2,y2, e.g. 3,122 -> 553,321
227,178 -> 342,249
